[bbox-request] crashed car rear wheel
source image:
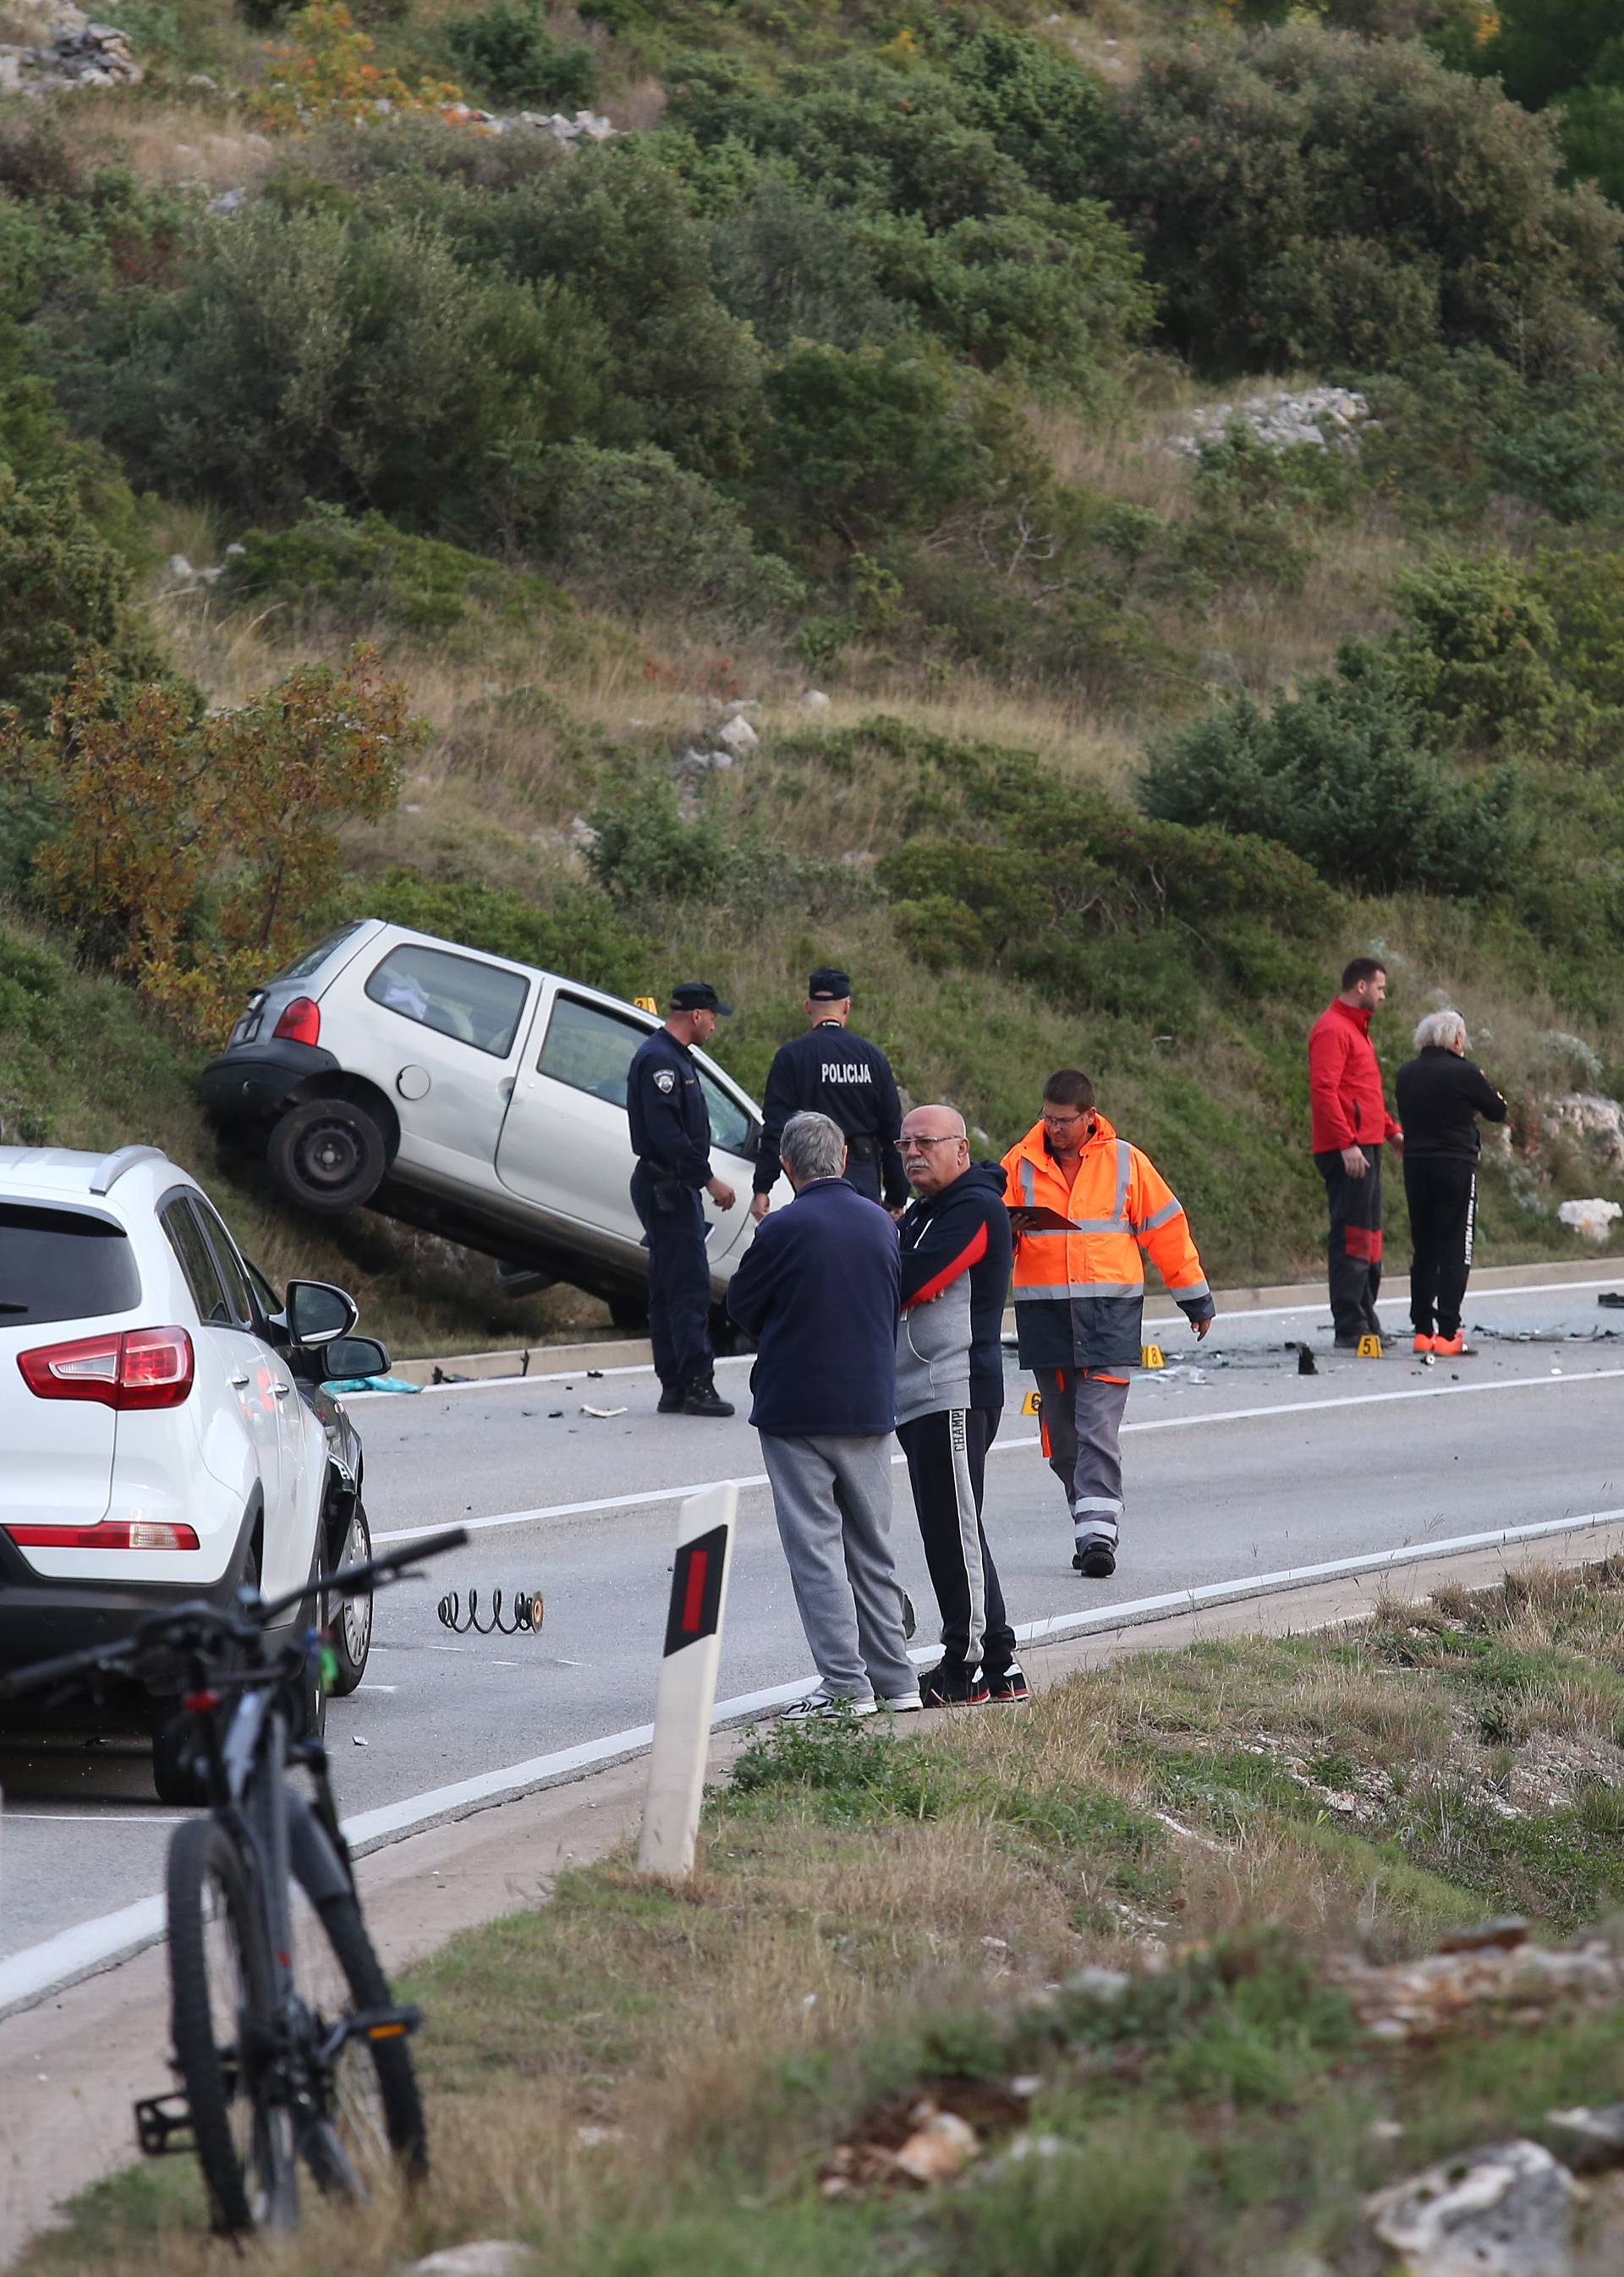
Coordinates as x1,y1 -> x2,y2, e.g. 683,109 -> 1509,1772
267,1099 -> 387,1215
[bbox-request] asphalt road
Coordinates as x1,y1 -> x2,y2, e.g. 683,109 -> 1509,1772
4,1276 -> 1623,1968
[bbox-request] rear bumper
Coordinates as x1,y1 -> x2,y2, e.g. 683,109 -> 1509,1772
0,1523 -> 256,1691
200,1040 -> 338,1126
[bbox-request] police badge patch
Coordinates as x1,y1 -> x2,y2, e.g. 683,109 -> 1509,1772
653,1069 -> 676,1094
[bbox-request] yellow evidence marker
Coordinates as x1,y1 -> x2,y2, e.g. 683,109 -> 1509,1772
1356,1333 -> 1384,1358
634,996 -> 660,1014
1021,1390 -> 1042,1416
1141,1344 -> 1166,1369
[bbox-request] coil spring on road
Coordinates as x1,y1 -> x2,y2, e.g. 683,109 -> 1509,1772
436,1587 -> 546,1637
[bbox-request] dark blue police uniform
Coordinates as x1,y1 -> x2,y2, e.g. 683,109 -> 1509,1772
628,1023 -> 717,1395
754,982 -> 907,1210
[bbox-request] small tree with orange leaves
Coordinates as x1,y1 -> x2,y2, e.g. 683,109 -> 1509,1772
2,645 -> 425,1043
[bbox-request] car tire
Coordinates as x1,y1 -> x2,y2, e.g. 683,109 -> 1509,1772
326,1499 -> 372,1697
266,1097 -> 387,1215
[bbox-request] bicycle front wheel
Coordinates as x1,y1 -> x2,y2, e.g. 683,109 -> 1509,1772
167,1816 -> 296,2235
289,1863 -> 427,2196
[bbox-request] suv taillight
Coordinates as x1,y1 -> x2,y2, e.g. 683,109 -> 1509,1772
273,996 -> 321,1047
4,1520 -> 200,1550
17,1326 -> 195,1409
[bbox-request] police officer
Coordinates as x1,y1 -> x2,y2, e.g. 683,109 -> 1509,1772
627,981 -> 738,1418
750,968 -> 908,1219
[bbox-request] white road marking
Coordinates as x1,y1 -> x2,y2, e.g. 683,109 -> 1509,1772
343,1276 -> 1624,1400
5,1815 -> 184,1827
371,1363 -> 1624,1545
7,1501 -> 1623,2018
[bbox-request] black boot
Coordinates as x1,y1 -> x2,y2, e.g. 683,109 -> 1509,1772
656,1383 -> 685,1414
682,1375 -> 735,1418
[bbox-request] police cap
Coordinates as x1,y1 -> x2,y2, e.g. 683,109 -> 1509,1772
671,979 -> 733,1016
808,967 -> 852,1001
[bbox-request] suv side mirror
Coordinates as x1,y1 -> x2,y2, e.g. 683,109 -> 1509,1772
285,1280 -> 359,1347
319,1335 -> 391,1385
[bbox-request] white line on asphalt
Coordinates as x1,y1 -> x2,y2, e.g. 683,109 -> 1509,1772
8,1502 -> 1624,2019
5,1815 -> 184,1826
345,1276 -> 1624,1400
370,1363 -> 1624,1545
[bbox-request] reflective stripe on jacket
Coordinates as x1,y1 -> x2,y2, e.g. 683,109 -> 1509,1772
1001,1113 -> 1214,1373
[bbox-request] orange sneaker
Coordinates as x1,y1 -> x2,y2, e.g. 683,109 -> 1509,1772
1413,1332 -> 1434,1355
1432,1331 -> 1472,1358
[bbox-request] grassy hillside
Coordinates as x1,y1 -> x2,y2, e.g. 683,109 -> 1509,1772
3,0 -> 1624,1336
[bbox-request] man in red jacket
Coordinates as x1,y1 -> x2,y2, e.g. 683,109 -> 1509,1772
1309,957 -> 1403,1348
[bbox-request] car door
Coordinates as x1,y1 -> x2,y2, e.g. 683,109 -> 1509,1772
193,1194 -> 322,1594
496,991 -> 760,1266
344,938 -> 535,1193
157,1193 -> 294,1590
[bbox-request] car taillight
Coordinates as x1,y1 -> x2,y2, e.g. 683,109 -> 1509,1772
18,1326 -> 195,1410
273,996 -> 321,1047
4,1520 -> 200,1550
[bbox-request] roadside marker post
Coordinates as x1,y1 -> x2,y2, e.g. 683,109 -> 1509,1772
637,1481 -> 738,1879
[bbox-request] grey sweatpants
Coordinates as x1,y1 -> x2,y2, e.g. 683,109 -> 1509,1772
759,1432 -> 917,1703
1036,1369 -> 1130,1549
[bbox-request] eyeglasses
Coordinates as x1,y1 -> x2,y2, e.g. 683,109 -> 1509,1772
900,1134 -> 963,1151
1041,1111 -> 1089,1128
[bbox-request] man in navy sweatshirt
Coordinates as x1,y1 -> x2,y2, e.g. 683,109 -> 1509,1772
726,1109 -> 919,1719
896,1106 -> 1025,1707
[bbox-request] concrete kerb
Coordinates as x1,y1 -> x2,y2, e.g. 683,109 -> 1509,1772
5,1516 -> 1624,2264
386,1259 -> 1621,1386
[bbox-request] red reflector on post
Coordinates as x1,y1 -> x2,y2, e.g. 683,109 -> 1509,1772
272,996 -> 321,1047
680,1548 -> 709,1635
4,1521 -> 200,1550
18,1328 -> 194,1410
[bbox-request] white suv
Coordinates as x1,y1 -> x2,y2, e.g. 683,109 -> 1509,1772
200,921 -> 785,1328
0,1144 -> 377,1794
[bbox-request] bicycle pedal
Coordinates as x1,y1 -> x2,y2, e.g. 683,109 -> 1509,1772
134,2092 -> 195,2158
344,2003 -> 421,2045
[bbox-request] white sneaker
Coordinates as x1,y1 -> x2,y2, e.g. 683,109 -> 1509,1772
781,1692 -> 875,1720
879,1693 -> 922,1714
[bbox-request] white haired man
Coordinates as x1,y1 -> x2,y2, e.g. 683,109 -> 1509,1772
1394,1009 -> 1507,1358
725,1109 -> 919,1719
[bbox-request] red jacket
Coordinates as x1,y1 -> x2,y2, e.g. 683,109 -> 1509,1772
1308,997 -> 1402,1153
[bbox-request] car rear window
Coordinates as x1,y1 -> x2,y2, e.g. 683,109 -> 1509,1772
275,923 -> 365,986
0,1204 -> 141,1326
365,945 -> 529,1058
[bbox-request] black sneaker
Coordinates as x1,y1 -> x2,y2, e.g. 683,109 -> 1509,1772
984,1662 -> 1030,1704
919,1662 -> 990,1707
682,1377 -> 736,1418
656,1384 -> 685,1414
1073,1543 -> 1116,1578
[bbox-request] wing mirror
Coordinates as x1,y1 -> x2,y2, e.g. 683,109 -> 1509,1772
318,1334 -> 391,1385
285,1279 -> 359,1348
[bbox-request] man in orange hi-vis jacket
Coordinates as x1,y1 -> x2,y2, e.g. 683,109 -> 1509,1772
1002,1068 -> 1215,1579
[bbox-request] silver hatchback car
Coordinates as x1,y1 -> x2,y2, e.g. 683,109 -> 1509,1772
200,921 -> 782,1328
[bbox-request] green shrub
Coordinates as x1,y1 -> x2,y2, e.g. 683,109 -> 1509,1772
222,504 -> 569,640
1095,25 -> 1624,375
1557,85 -> 1624,207
1379,552 -> 1570,754
536,443 -> 804,627
0,468 -> 168,723
365,867 -> 651,998
63,206 -> 609,538
446,2 -> 599,108
1139,667 -> 1525,898
708,177 -> 899,351
1529,546 -> 1624,709
757,343 -> 993,540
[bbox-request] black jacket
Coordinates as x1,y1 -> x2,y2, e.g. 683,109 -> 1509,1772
754,1022 -> 907,1206
626,1029 -> 712,1188
1394,1046 -> 1507,1163
897,1163 -> 1012,1415
725,1177 -> 899,1437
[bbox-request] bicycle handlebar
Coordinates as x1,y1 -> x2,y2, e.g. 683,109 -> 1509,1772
0,1525 -> 469,1701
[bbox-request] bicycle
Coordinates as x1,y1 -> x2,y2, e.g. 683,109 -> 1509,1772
0,1523 -> 468,2235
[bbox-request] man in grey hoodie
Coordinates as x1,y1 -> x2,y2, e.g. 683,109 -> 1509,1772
896,1106 -> 1026,1707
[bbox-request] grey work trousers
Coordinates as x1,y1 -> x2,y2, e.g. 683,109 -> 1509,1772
1035,1369 -> 1131,1549
759,1431 -> 917,1704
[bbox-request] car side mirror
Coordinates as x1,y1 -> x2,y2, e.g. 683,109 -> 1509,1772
318,1335 -> 391,1385
285,1279 -> 359,1348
